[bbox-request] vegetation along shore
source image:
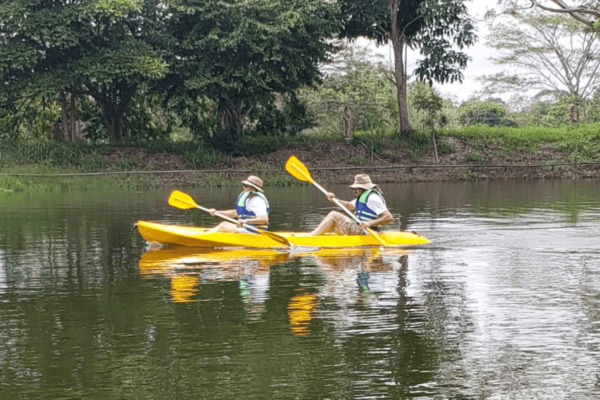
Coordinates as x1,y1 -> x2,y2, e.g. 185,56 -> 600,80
3,123 -> 600,192
2,1 -> 600,192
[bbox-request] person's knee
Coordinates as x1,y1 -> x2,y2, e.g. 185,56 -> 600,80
326,211 -> 343,219
329,211 -> 346,222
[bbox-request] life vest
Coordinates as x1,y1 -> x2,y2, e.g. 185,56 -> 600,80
355,189 -> 386,226
235,191 -> 270,230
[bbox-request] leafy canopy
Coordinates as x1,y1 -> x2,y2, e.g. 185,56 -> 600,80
339,0 -> 476,84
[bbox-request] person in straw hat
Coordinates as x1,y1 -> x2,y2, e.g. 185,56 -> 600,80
304,174 -> 393,236
206,175 -> 270,233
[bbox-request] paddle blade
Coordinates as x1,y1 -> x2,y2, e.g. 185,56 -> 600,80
168,190 -> 199,210
285,156 -> 313,183
366,228 -> 389,246
258,229 -> 291,247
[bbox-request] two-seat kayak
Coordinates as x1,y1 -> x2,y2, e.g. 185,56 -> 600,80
136,220 -> 430,248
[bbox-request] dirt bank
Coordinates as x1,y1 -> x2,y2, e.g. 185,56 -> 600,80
107,137 -> 600,186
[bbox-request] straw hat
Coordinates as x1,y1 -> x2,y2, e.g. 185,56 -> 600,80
349,174 -> 377,190
242,175 -> 264,192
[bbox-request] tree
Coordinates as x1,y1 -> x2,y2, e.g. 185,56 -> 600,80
411,81 -> 443,162
338,0 -> 476,138
482,11 -> 600,101
0,0 -> 169,143
163,0 -> 338,148
298,42 -> 398,136
496,1 -> 600,32
458,99 -> 515,127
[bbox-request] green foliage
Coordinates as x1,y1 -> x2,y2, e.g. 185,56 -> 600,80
339,0 -> 476,84
299,43 -> 398,136
0,97 -> 61,140
410,82 -> 444,130
458,99 -> 516,127
2,139 -> 109,167
443,123 -> 600,162
0,0 -> 170,142
343,155 -> 366,166
182,148 -> 220,169
164,0 -> 340,146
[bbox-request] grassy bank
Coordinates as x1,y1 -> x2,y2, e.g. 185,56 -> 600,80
2,124 -> 600,192
443,124 -> 600,163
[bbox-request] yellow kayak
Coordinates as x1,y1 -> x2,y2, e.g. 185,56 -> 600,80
136,220 -> 429,248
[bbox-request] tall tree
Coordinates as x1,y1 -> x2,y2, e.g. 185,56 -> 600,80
0,0 -> 169,143
339,0 -> 476,138
497,1 -> 600,32
163,0 -> 339,146
298,42 -> 398,135
482,11 -> 600,100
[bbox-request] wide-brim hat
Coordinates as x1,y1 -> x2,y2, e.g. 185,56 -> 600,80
242,175 -> 264,192
349,174 -> 377,190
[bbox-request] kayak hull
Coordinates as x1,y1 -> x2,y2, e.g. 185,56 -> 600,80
136,220 -> 429,248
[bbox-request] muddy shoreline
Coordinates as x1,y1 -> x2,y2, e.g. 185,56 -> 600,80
110,137 -> 600,186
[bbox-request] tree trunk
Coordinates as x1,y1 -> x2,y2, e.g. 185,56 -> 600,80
85,82 -> 136,144
98,101 -> 124,143
343,106 -> 353,139
59,89 -> 69,141
70,94 -> 76,142
389,0 -> 410,139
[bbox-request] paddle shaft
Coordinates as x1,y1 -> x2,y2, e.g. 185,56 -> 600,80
288,162 -> 388,245
195,204 -> 262,234
309,180 -> 370,234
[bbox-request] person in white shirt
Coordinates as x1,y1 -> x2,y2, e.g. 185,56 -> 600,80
304,174 -> 393,236
206,175 -> 270,233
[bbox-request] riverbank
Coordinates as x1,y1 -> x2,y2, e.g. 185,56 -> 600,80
2,125 -> 600,192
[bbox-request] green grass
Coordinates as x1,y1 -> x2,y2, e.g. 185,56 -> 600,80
443,123 -> 600,163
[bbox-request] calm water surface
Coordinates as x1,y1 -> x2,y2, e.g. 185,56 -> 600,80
1,180 -> 600,399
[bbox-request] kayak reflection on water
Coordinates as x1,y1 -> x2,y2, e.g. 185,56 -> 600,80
138,246 -> 411,335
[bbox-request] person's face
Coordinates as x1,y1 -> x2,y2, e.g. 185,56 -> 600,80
242,184 -> 252,192
352,188 -> 364,197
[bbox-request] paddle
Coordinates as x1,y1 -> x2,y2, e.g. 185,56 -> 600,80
167,190 -> 292,247
285,156 -> 389,246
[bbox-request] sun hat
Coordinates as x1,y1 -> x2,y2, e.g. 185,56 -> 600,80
242,175 -> 264,192
349,174 -> 377,190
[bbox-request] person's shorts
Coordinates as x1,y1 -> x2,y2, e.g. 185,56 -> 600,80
334,216 -> 382,235
334,216 -> 364,235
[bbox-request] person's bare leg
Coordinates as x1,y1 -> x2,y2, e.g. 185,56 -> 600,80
306,211 -> 345,236
207,221 -> 238,233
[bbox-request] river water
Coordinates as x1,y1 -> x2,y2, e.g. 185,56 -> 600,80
1,180 -> 600,399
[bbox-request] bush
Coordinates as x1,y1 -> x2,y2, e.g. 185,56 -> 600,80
231,136 -> 281,157
459,100 -> 516,127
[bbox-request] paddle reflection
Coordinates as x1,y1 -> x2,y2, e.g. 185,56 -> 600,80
170,275 -> 200,303
287,290 -> 319,337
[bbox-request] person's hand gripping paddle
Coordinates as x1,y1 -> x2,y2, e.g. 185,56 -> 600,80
285,156 -> 388,246
167,190 -> 291,247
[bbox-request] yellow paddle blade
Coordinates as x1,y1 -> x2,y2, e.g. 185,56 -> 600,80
257,229 -> 291,246
168,190 -> 199,210
285,156 -> 313,183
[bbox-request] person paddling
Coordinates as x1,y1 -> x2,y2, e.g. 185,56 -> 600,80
206,175 -> 270,233
304,174 -> 393,236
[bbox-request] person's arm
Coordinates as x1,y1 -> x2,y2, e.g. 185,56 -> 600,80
237,214 -> 268,227
358,194 -> 393,229
207,208 -> 238,219
359,209 -> 393,229
326,192 -> 355,211
238,196 -> 269,227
